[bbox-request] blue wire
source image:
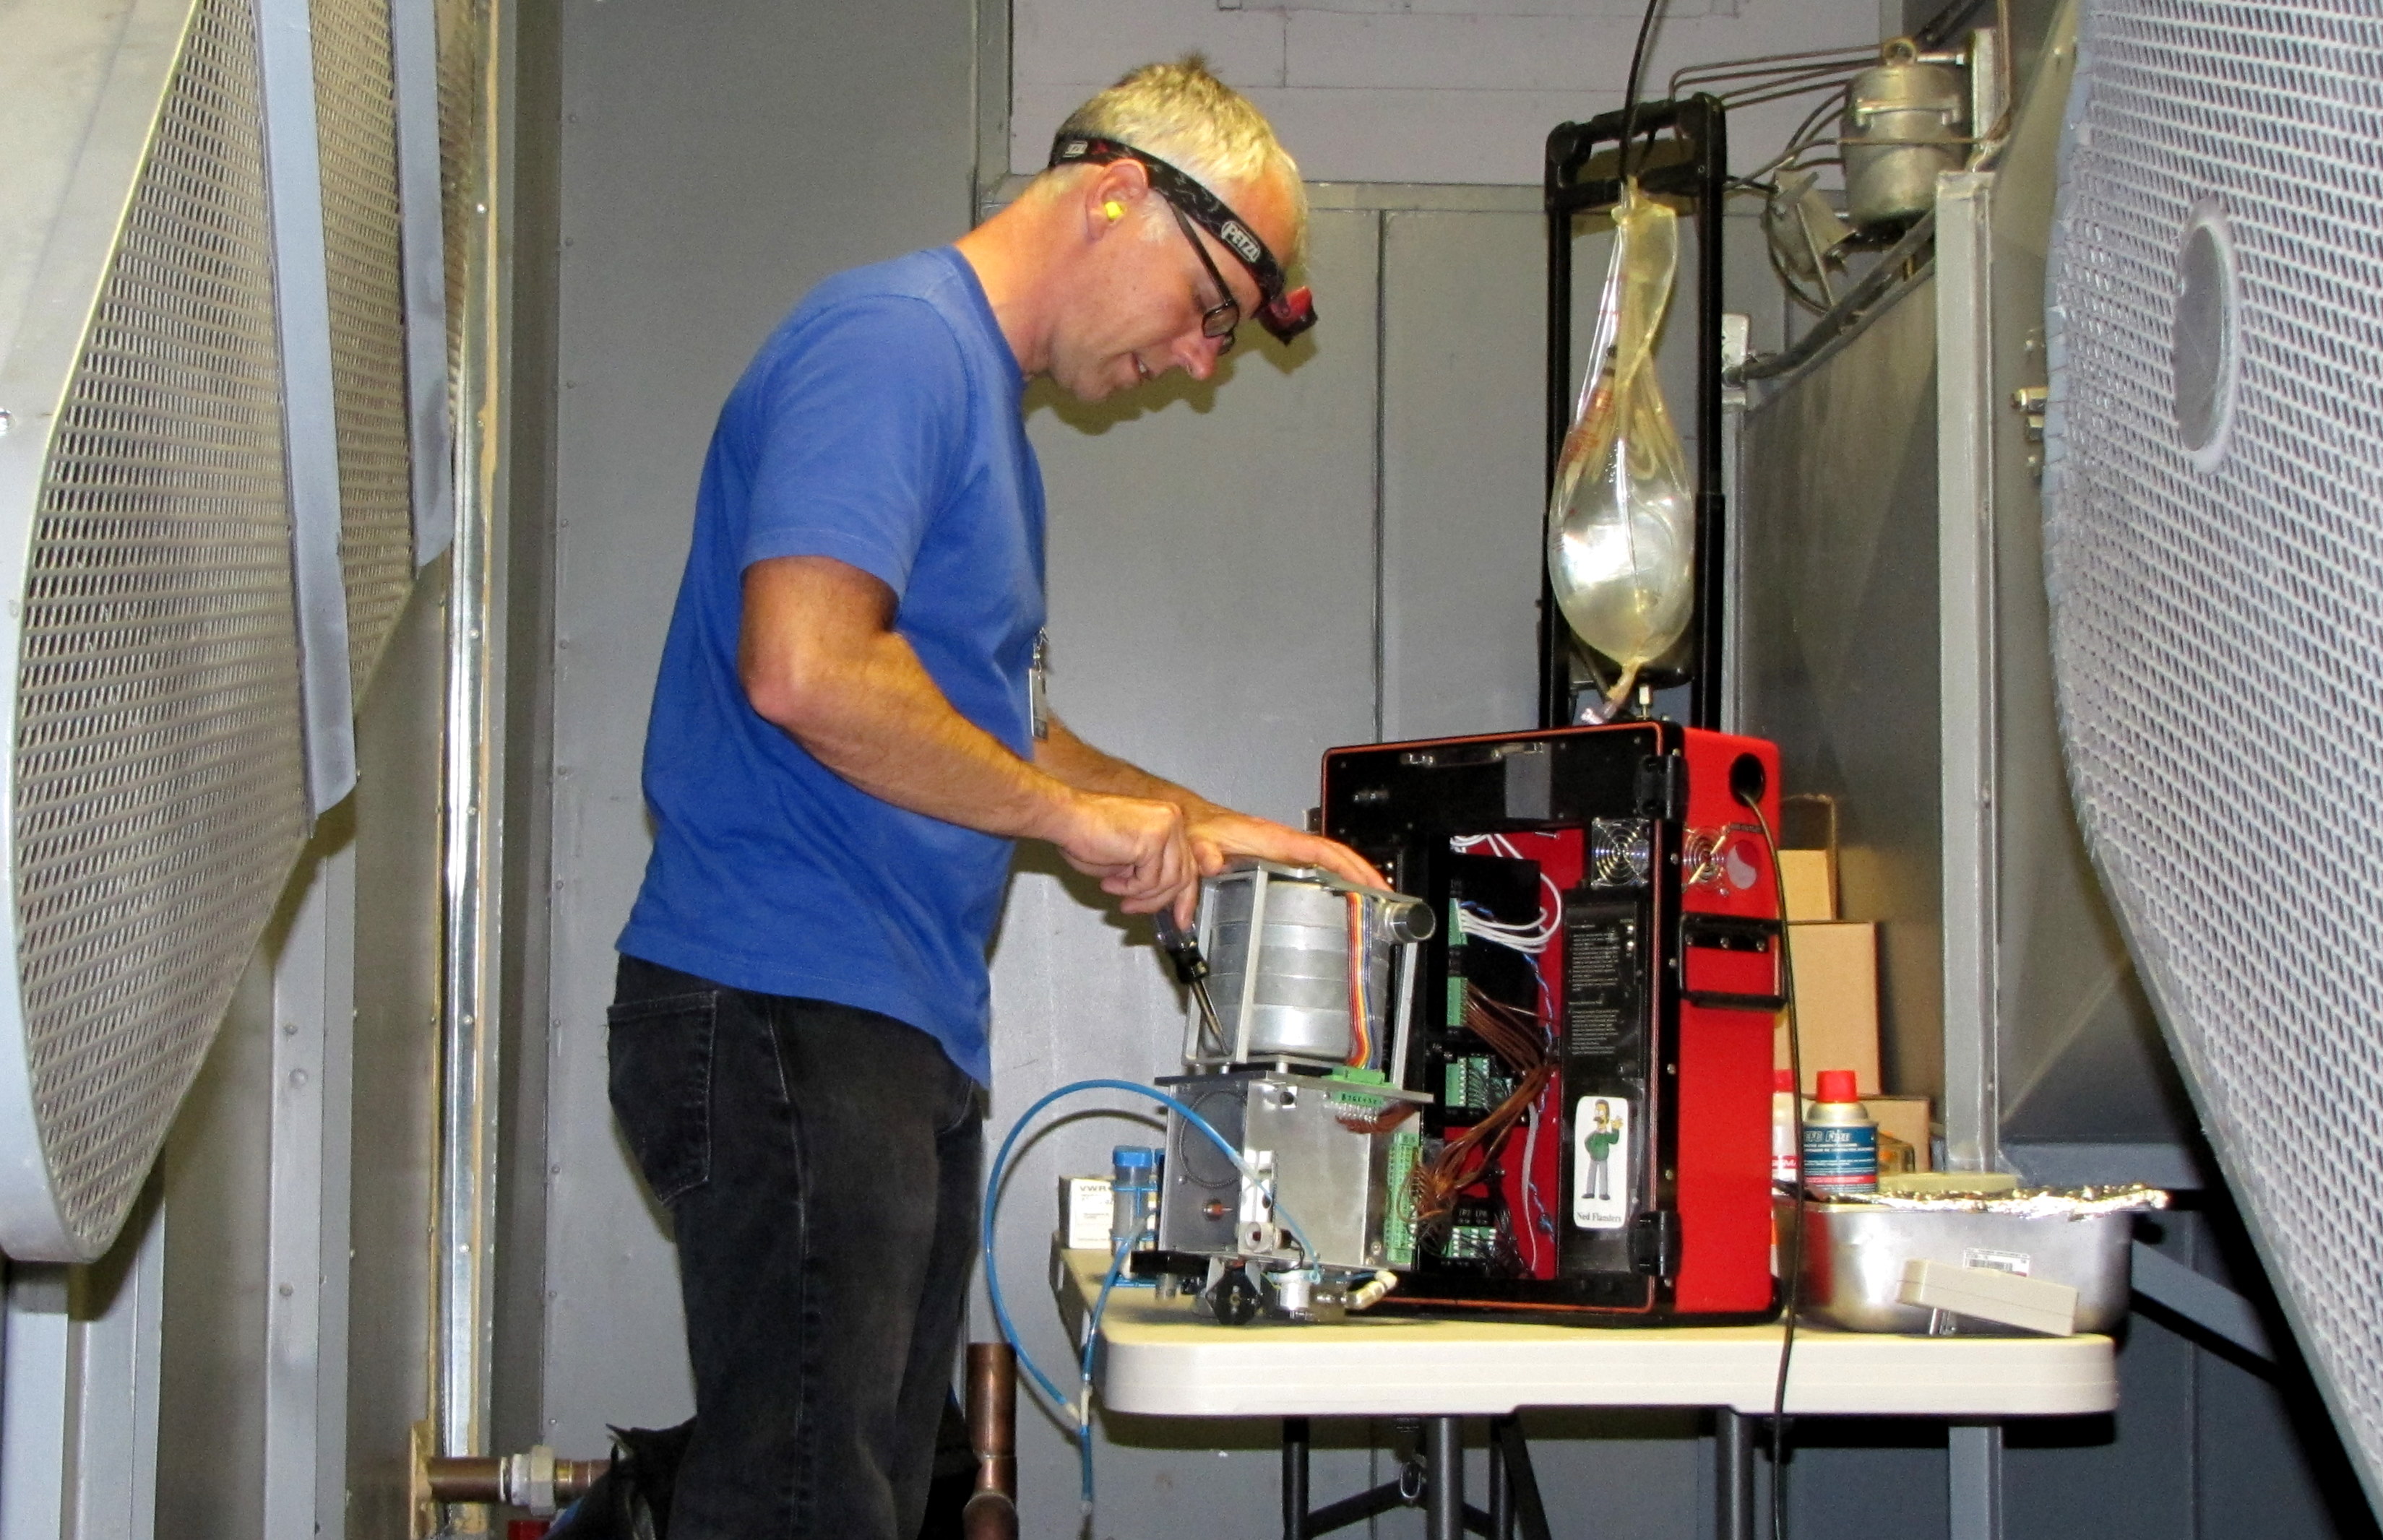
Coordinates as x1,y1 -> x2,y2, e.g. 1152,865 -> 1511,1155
1079,1230 -> 1141,1512
978,1078 -> 1314,1425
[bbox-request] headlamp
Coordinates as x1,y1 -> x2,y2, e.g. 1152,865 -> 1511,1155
1048,134 -> 1317,345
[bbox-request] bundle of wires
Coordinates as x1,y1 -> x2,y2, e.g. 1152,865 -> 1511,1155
1447,834 -> 1563,959
1411,985 -> 1556,1228
1345,891 -> 1372,1070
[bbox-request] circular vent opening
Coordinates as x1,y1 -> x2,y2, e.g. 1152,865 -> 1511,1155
2171,200 -> 2240,470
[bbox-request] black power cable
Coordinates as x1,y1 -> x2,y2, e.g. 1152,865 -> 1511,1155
1738,784 -> 1804,1540
1617,0 -> 1672,179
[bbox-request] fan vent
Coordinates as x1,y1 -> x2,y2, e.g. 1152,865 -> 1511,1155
314,0 -> 416,691
11,0 -> 309,1254
2045,0 -> 2383,1494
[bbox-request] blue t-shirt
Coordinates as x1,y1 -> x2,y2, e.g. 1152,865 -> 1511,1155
618,247 -> 1046,1085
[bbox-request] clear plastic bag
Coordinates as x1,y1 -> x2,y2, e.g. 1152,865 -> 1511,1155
1546,181 -> 1694,716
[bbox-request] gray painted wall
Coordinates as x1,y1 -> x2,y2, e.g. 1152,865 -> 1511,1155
537,0 -> 981,1445
1012,0 -> 1879,183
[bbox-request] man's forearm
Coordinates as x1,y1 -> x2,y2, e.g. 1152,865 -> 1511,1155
1035,719 -> 1218,817
753,623 -> 1080,842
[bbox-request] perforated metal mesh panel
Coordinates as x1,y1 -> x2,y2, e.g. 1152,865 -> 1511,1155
2043,0 -> 2383,1497
312,0 -> 415,694
12,0 -> 311,1255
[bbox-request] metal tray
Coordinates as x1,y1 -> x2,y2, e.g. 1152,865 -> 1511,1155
1796,1201 -> 2135,1334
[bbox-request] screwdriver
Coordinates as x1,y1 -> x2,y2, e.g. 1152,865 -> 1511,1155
1152,909 -> 1226,1054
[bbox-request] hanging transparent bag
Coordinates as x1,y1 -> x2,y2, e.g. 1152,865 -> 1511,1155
1546,181 -> 1694,716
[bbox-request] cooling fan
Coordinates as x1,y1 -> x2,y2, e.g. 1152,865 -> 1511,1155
2043,0 -> 2383,1502
0,0 -> 460,1260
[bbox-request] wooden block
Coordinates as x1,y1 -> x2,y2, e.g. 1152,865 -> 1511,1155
1777,922 -> 1880,1096
1777,848 -> 1838,922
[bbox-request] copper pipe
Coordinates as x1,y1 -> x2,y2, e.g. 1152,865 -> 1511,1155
962,1342 -> 1019,1540
423,1455 -> 606,1505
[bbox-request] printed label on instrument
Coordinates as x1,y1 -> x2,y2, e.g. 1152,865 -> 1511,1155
1572,1095 -> 1631,1229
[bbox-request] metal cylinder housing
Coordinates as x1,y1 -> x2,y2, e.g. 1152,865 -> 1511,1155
1842,49 -> 1967,231
1210,875 -> 1355,1061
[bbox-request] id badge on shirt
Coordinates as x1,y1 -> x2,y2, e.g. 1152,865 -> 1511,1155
1029,629 -> 1051,741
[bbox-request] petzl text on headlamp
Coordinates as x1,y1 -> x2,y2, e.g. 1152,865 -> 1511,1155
1049,134 -> 1317,344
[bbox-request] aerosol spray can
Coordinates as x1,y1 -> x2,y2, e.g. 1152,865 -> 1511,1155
1800,1070 -> 1877,1196
1111,1146 -> 1162,1251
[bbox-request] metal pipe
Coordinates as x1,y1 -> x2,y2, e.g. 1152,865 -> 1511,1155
962,1343 -> 1019,1540
1424,1416 -> 1464,1540
1282,1416 -> 1310,1539
1692,98 -> 1728,730
1717,1409 -> 1756,1540
423,1453 -> 606,1506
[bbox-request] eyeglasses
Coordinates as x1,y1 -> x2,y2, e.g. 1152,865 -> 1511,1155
1048,134 -> 1318,345
1168,202 -> 1244,352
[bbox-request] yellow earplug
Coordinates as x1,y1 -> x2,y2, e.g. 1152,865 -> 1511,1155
1103,200 -> 1126,221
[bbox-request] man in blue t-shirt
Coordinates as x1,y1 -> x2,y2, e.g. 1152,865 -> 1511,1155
603,59 -> 1379,1540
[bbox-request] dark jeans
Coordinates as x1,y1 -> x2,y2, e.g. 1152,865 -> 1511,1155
608,956 -> 984,1540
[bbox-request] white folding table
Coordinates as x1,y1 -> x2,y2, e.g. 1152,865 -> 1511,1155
1053,1250 -> 2117,1540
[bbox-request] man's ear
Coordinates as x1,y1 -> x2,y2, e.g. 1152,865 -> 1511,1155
1082,160 -> 1151,241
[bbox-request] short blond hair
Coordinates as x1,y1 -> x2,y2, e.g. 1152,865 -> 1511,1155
1049,56 -> 1308,267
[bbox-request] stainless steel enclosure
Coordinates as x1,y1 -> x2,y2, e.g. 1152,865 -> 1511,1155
1733,7 -> 2192,1171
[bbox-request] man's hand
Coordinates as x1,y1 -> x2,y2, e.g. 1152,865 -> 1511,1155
1182,806 -> 1384,892
1044,791 -> 1195,914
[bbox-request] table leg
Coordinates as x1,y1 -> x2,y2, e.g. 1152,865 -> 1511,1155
1283,1417 -> 1310,1540
1425,1417 -> 1464,1540
1949,1423 -> 2003,1540
1715,1409 -> 1755,1540
1487,1418 -> 1510,1539
1491,1416 -> 1554,1540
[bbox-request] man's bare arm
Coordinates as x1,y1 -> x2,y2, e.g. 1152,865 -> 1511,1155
740,556 -> 1192,912
1035,717 -> 1386,891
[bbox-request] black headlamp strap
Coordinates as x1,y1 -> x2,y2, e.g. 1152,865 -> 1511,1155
1048,134 -> 1317,342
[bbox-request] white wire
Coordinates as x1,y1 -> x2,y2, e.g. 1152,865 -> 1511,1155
1447,834 -> 1564,953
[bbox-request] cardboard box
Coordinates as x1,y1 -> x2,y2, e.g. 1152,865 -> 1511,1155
1059,1175 -> 1113,1251
1777,921 -> 1880,1096
1866,1094 -> 1934,1172
1777,848 -> 1838,922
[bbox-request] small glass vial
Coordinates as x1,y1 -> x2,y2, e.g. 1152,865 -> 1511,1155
1111,1146 -> 1162,1250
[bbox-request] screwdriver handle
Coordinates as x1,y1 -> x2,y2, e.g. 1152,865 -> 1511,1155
1152,910 -> 1209,985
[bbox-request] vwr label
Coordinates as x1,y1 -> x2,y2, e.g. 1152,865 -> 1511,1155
1801,1123 -> 1876,1193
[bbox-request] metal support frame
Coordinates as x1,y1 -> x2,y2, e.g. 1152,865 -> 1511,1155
2130,1242 -> 2276,1361
1715,1409 -> 1755,1540
436,0 -> 512,1468
0,1187 -> 166,1540
1934,162 -> 2005,1540
1948,1424 -> 2004,1540
1280,1416 -> 1548,1540
1935,168 -> 2001,1175
1540,97 -> 1729,730
264,835 -> 359,1540
257,0 -> 360,813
